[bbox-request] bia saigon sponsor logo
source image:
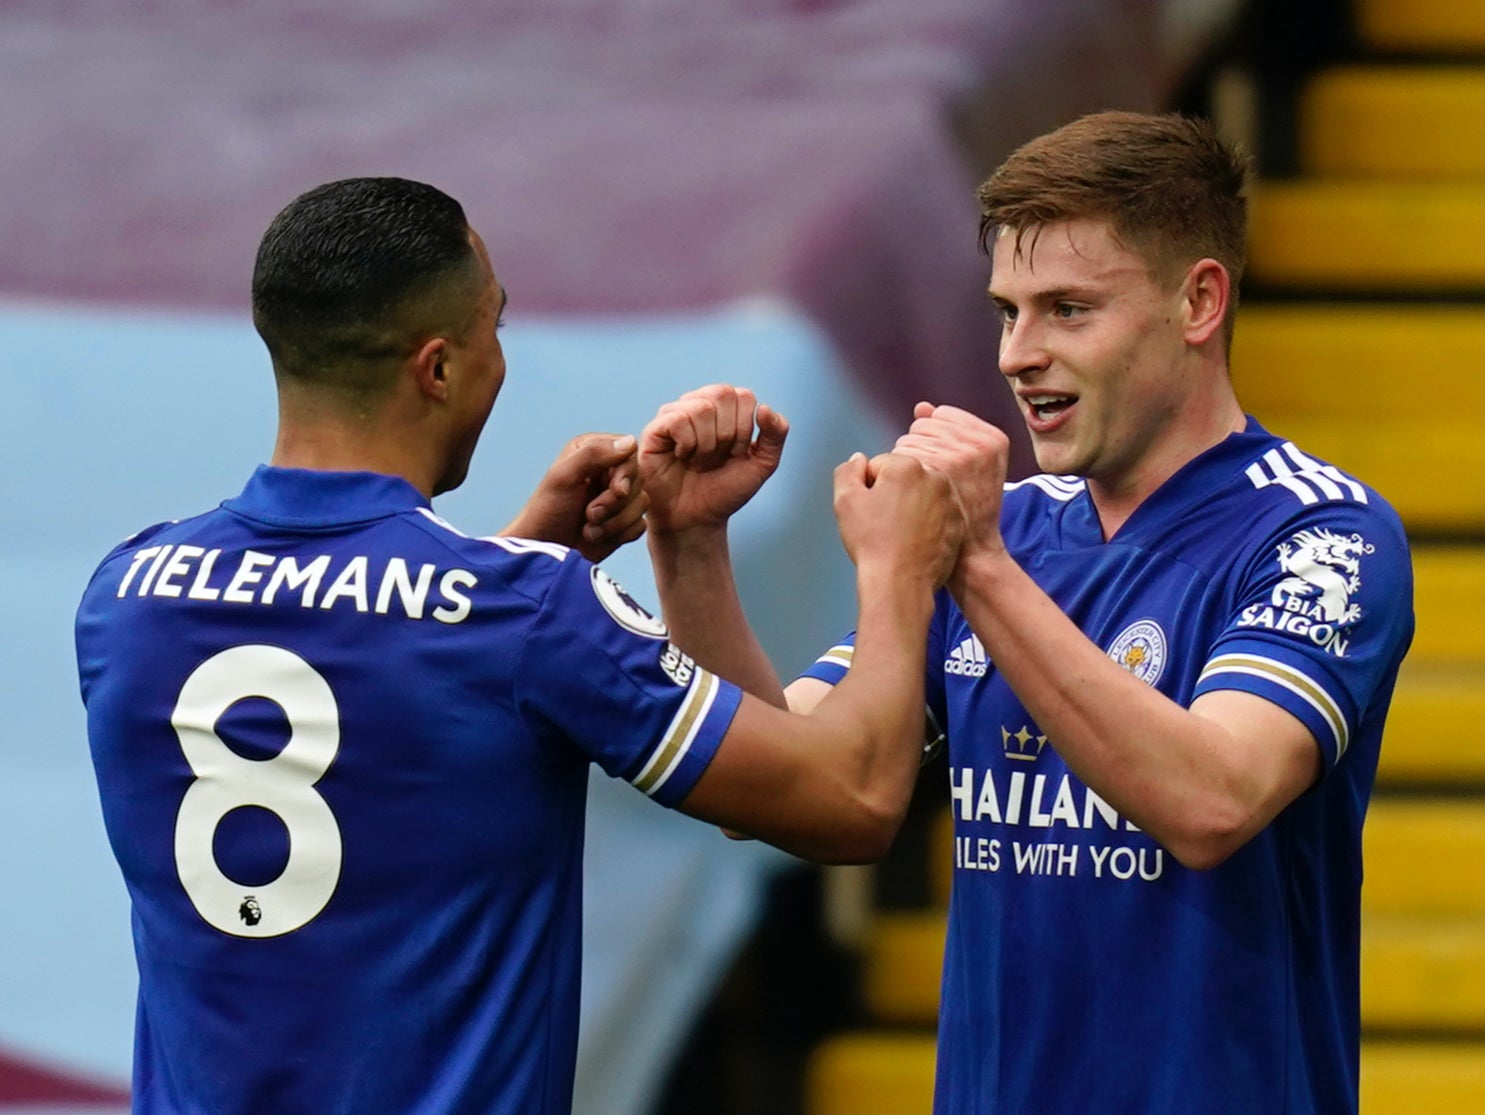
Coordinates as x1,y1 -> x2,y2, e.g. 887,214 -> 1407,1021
1237,528 -> 1373,657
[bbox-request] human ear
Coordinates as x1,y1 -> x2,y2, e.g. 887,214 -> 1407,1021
1182,259 -> 1229,346
412,337 -> 450,401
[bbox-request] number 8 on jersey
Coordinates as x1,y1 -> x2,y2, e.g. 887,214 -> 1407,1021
171,644 -> 343,938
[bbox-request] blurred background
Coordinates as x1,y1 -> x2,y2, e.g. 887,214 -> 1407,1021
3,1 -> 1483,1112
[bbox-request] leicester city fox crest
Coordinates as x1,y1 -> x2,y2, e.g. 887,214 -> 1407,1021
1107,620 -> 1167,687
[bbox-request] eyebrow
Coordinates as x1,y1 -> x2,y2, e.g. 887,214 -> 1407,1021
989,285 -> 1099,306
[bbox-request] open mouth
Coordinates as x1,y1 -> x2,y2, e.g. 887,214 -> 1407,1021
1024,393 -> 1077,422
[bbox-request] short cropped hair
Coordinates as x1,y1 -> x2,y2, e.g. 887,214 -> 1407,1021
251,177 -> 480,392
977,112 -> 1249,326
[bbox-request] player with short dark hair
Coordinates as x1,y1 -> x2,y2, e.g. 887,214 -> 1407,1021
75,176 -> 962,1114
640,113 -> 1413,1114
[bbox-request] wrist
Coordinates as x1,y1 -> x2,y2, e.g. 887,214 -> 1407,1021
948,540 -> 1015,601
855,560 -> 936,624
648,521 -> 732,582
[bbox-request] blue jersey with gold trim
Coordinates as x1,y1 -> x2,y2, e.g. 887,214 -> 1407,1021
803,422 -> 1413,1114
76,466 -> 739,1115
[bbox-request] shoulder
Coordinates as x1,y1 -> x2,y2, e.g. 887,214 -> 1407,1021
82,511 -> 212,590
1239,437 -> 1393,516
400,508 -> 579,603
1230,436 -> 1408,566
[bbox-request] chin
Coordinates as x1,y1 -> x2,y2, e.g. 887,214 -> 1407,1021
432,463 -> 470,496
1031,443 -> 1068,476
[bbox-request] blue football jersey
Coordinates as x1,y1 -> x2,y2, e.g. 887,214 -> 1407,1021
75,467 -> 741,1115
803,422 -> 1413,1114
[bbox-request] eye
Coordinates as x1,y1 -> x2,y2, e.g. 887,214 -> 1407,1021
993,301 -> 1017,324
1053,302 -> 1085,319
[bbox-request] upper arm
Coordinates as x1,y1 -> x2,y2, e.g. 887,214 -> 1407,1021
1194,505 -> 1413,771
1189,688 -> 1322,829
784,676 -> 832,715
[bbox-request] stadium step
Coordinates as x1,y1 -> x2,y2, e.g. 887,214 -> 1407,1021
1228,304 -> 1485,530
863,912 -> 942,1027
1364,800 -> 1485,917
1362,1042 -> 1485,1113
861,904 -> 1485,1031
805,1032 -> 934,1115
1364,914 -> 1485,1029
1246,181 -> 1485,289
1301,67 -> 1485,179
1232,415 -> 1485,532
1380,662 -> 1485,784
1357,0 -> 1485,54
803,1030 -> 1485,1114
1234,306 -> 1485,420
1412,548 -> 1485,663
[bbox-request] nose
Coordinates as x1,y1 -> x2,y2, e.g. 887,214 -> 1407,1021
999,316 -> 1050,380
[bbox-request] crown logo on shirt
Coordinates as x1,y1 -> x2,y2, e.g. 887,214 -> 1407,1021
1001,724 -> 1047,762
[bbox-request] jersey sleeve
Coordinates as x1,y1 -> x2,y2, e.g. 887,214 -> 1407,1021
1193,501 -> 1414,769
516,556 -> 743,807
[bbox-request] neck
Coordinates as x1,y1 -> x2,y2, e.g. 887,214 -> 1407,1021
1088,372 -> 1245,540
271,394 -> 441,498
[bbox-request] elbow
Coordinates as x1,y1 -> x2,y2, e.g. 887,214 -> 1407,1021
1166,837 -> 1237,873
809,795 -> 907,865
1159,802 -> 1254,872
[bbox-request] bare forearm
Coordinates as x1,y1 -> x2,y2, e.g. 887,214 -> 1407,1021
648,526 -> 787,707
820,564 -> 936,795
682,563 -> 935,862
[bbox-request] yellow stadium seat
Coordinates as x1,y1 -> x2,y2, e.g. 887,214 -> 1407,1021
1248,182 -> 1485,289
864,912 -> 944,1026
1380,662 -> 1485,783
1363,914 -> 1485,1029
1233,306 -> 1485,421
1230,303 -> 1485,542
1356,0 -> 1485,54
805,1032 -> 935,1115
1412,549 -> 1485,663
1361,1042 -> 1485,1113
864,908 -> 1485,1031
806,1035 -> 1485,1114
1302,68 -> 1485,179
1233,417 -> 1485,531
1365,800 -> 1485,916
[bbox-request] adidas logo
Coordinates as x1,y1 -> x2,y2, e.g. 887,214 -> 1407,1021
944,635 -> 988,677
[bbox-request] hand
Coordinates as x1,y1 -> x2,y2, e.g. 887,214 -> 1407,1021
639,385 -> 789,536
834,452 -> 963,588
500,434 -> 648,563
892,402 -> 1010,559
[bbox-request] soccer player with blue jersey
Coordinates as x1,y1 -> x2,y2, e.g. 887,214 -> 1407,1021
74,177 -> 963,1114
640,113 -> 1414,1113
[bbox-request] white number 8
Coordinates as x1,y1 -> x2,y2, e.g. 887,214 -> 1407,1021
171,645 -> 342,938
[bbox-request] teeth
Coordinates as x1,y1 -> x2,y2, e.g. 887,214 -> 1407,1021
1026,395 -> 1073,406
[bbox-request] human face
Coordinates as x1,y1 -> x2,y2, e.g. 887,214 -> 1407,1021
435,230 -> 507,494
990,219 -> 1193,496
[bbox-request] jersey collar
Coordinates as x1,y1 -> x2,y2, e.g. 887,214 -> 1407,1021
1105,416 -> 1279,543
223,465 -> 431,528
